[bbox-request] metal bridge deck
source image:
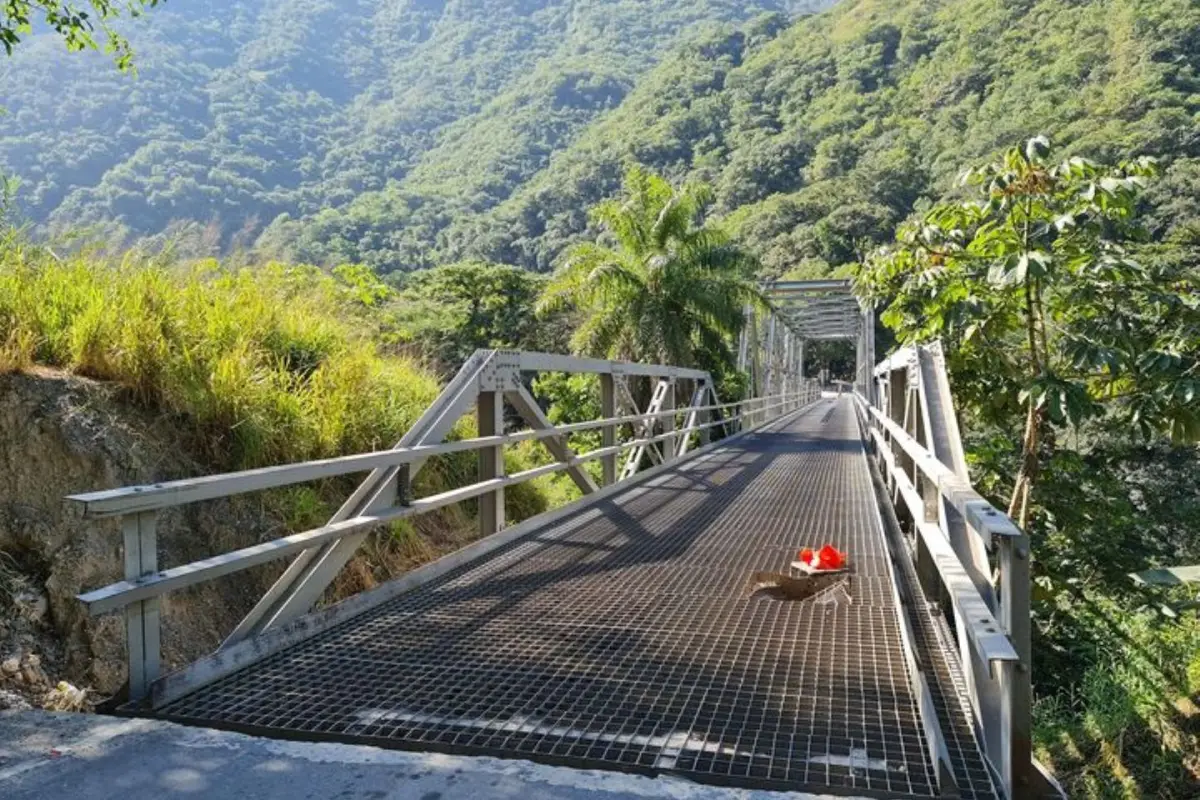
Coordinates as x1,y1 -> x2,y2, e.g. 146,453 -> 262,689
150,398 -> 993,798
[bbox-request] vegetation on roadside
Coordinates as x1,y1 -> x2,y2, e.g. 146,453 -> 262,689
0,232 -> 566,526
857,139 -> 1196,526
859,139 -> 1200,798
539,166 -> 759,394
0,244 -> 438,468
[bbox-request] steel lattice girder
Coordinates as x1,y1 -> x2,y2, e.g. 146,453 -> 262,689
763,279 -> 864,342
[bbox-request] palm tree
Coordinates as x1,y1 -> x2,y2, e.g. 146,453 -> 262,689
537,166 -> 762,371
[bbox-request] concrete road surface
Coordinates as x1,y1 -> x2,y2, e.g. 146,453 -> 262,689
0,710 -> 854,800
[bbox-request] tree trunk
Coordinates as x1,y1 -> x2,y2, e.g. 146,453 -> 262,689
1007,401 -> 1043,530
1010,269 -> 1046,531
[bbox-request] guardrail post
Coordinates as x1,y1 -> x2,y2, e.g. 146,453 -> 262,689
997,534 -> 1034,798
661,377 -> 676,462
397,464 -> 411,506
123,510 -> 160,702
478,389 -> 505,536
599,372 -> 617,485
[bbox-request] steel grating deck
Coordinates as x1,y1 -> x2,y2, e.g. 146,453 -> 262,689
151,398 -> 995,798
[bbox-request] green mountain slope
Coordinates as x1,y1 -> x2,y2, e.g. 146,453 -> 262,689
0,0 -> 831,249
266,0 -> 1199,273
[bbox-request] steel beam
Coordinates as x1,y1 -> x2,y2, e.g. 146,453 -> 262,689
763,279 -> 853,293
123,511 -> 159,701
599,373 -> 617,486
515,351 -> 705,380
505,384 -> 598,496
223,350 -> 492,645
477,389 -> 505,536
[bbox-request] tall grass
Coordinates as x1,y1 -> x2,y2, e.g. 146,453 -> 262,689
0,239 -> 446,469
0,235 -> 557,527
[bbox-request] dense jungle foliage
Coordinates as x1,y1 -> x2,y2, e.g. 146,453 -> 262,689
0,0 -> 832,251
264,0 -> 1198,278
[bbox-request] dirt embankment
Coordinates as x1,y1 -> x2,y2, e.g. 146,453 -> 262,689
0,370 -> 469,709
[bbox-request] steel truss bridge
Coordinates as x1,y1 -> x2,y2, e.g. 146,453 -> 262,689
69,280 -> 1061,799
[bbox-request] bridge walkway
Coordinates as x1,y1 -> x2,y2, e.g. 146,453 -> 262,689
144,398 -> 995,799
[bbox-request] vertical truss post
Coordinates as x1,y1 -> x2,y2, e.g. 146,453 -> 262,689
661,376 -> 677,462
737,304 -> 752,373
997,534 -> 1034,798
904,381 -> 940,599
599,371 -> 617,486
477,387 -> 505,537
855,318 -> 865,396
790,333 -> 797,402
864,307 -> 876,406
782,331 -> 792,408
750,313 -> 762,426
396,463 -> 411,506
123,510 -> 160,702
888,365 -> 911,516
765,315 -> 777,402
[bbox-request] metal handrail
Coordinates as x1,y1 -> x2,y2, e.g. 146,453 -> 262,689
67,390 -> 803,519
77,389 -> 815,615
855,394 -> 1018,665
863,404 -> 1021,546
861,343 -> 1042,799
70,343 -> 823,705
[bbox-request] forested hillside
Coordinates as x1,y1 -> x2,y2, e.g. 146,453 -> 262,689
7,0 -> 1195,278
263,0 -> 1200,273
0,0 -> 831,252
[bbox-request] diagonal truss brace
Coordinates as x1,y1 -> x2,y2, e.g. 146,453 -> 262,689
223,351 -> 494,646
619,378 -> 671,480
675,382 -> 711,458
504,384 -> 598,496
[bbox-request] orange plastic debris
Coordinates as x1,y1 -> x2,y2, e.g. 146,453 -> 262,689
817,544 -> 846,570
797,544 -> 847,571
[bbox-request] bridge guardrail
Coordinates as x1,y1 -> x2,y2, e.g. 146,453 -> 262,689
67,349 -> 820,705
857,343 -> 1054,800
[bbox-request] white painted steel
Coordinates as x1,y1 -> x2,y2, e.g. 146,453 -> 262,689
78,389 -> 818,616
68,393 -> 783,519
858,339 -> 1047,799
